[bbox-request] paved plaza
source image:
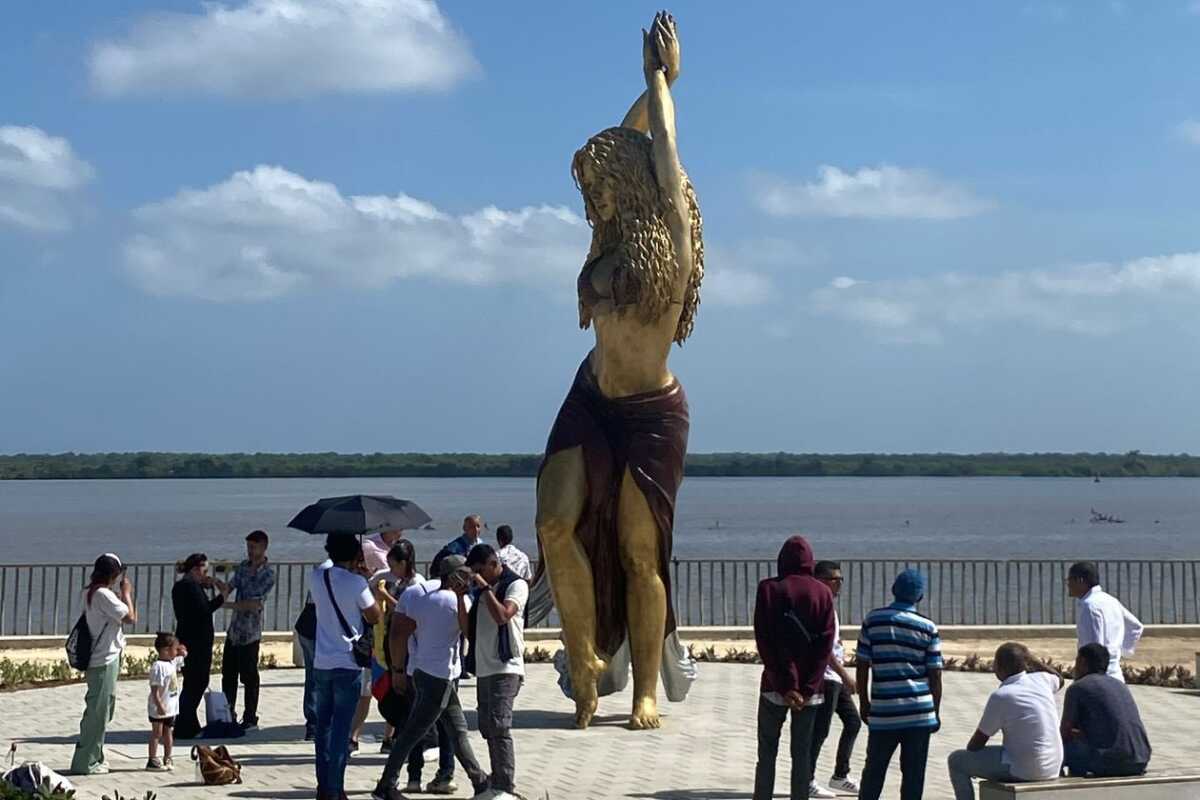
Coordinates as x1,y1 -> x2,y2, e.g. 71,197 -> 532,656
2,663 -> 1197,800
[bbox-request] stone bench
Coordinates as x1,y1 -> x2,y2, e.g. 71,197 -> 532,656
980,774 -> 1200,799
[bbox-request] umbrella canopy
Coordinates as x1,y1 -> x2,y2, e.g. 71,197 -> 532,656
288,495 -> 432,536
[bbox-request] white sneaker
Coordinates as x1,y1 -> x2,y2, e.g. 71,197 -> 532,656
809,783 -> 837,798
828,775 -> 860,795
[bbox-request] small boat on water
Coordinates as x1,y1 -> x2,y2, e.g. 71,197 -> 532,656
1089,507 -> 1124,524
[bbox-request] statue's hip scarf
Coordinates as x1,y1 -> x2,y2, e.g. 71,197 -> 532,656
533,357 -> 688,659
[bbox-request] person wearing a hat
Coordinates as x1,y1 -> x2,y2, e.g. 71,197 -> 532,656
855,568 -> 944,800
372,555 -> 489,800
70,553 -> 138,775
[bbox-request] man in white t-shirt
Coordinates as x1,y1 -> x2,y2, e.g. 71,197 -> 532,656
373,556 -> 489,800
809,561 -> 861,797
1067,561 -> 1143,682
311,535 -> 383,800
947,643 -> 1065,800
466,543 -> 528,800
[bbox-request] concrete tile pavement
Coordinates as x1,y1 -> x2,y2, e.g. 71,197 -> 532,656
2,664 -> 1196,800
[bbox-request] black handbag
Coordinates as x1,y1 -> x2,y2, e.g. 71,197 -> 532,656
294,602 -> 317,640
323,569 -> 373,668
66,613 -> 98,671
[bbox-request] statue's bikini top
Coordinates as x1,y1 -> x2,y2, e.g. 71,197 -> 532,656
577,250 -> 683,314
577,253 -> 610,310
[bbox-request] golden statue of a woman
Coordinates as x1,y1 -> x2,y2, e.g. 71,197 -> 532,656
526,11 -> 703,730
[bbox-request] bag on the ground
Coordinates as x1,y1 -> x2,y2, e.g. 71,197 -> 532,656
2,762 -> 75,795
191,744 -> 242,785
204,690 -> 233,723
65,612 -> 101,671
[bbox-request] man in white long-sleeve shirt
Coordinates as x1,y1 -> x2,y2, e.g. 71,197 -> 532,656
1067,561 -> 1143,682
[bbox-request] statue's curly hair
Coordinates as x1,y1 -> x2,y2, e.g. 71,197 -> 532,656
572,126 -> 704,345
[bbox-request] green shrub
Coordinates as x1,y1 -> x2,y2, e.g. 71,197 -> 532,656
0,647 -> 277,691
684,644 -> 1195,688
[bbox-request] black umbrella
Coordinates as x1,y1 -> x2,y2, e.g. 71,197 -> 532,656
287,495 -> 432,536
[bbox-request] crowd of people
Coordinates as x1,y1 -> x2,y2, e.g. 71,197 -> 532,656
298,514 -> 531,800
65,514 -> 535,800
753,537 -> 1153,800
69,530 -> 281,775
66,523 -> 1155,800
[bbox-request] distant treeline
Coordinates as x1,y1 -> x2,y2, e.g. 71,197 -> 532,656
1,450 -> 1198,479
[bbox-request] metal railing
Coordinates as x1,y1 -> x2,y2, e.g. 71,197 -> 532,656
1,558 -> 1198,637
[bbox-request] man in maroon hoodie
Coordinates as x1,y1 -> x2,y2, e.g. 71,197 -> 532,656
753,535 -> 836,800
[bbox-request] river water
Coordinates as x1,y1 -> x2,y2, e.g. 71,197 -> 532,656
0,476 -> 1197,565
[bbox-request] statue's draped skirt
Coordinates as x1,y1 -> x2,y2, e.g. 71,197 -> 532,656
528,357 -> 688,658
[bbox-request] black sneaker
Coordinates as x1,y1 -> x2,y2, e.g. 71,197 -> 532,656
371,782 -> 406,800
240,716 -> 259,731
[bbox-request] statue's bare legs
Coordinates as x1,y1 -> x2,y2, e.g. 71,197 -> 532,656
618,467 -> 667,729
536,446 -> 607,729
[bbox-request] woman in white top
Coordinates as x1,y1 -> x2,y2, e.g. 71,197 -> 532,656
368,540 -> 424,755
70,553 -> 138,775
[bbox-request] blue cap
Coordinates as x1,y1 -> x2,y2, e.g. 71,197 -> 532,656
892,568 -> 927,604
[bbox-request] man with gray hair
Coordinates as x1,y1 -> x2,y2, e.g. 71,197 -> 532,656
431,515 -> 485,578
372,555 -> 488,800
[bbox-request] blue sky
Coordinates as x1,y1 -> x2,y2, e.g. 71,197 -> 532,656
3,0 -> 1200,455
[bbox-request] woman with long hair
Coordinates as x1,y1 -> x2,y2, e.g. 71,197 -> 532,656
171,553 -> 228,739
528,11 -> 701,730
70,553 -> 137,775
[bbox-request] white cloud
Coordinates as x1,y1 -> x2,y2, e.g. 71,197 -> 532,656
703,269 -> 772,307
124,165 -> 589,299
0,125 -> 94,233
90,0 -> 478,98
755,165 -> 991,220
1175,120 -> 1200,145
127,165 -> 774,313
812,253 -> 1200,344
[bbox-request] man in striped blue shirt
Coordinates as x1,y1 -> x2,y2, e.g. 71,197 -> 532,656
855,568 -> 943,800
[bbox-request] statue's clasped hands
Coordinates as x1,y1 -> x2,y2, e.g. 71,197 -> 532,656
643,10 -> 680,83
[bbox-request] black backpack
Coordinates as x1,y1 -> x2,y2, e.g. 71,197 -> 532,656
65,611 -> 103,671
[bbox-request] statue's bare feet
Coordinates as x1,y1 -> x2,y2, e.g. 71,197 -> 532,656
571,655 -> 606,729
629,695 -> 661,730
574,690 -> 599,729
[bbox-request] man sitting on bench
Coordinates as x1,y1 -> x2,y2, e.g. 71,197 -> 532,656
947,643 -> 1064,800
1061,643 -> 1152,778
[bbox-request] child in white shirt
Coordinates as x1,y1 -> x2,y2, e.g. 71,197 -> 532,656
147,632 -> 187,771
